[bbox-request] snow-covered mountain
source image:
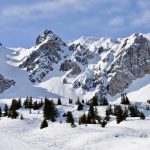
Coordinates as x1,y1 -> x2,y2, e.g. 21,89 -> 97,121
1,30 -> 150,101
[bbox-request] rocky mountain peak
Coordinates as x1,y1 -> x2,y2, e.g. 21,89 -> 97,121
35,29 -> 66,47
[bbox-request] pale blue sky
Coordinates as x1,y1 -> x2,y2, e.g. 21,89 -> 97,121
0,0 -> 150,47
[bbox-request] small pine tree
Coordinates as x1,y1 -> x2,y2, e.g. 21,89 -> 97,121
106,105 -> 113,116
75,97 -> 80,105
116,105 -> 124,124
43,98 -> 58,122
8,110 -> 19,119
140,111 -> 145,120
40,119 -> 48,129
79,113 -> 87,125
77,102 -> 83,111
69,98 -> 73,104
3,104 -> 9,116
105,114 -> 110,121
121,93 -> 130,105
128,105 -> 140,117
123,107 -> 129,120
87,105 -> 98,124
91,95 -> 98,106
99,97 -> 108,106
82,99 -> 85,103
66,111 -> 74,125
57,98 -> 62,105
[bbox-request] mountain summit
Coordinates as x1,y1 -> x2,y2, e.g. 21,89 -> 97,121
0,30 -> 150,101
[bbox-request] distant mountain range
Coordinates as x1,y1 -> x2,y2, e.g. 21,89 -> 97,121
0,29 -> 150,101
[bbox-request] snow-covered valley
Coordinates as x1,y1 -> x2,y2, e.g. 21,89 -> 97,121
0,99 -> 150,150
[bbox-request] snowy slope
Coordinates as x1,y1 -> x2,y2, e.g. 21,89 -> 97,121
0,99 -> 150,150
0,46 -> 61,99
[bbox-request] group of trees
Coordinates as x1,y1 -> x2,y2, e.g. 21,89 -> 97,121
90,96 -> 108,106
0,99 -> 21,119
40,98 -> 58,129
79,104 -> 107,127
120,93 -> 130,105
23,97 -> 43,110
0,94 -> 147,130
106,104 -> 145,124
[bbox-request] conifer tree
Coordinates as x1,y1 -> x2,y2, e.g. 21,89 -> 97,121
116,105 -> 124,124
106,105 -> 113,116
128,105 -> 140,117
99,97 -> 108,106
82,99 -> 85,103
8,109 -> 19,119
66,111 -> 74,125
88,105 -> 97,124
91,95 -> 98,106
105,114 -> 110,121
57,98 -> 62,105
77,102 -> 83,111
33,101 -> 38,110
69,98 -> 73,104
140,111 -> 145,120
40,119 -> 48,129
43,98 -> 58,122
79,113 -> 87,125
75,97 -> 80,105
3,104 -> 9,116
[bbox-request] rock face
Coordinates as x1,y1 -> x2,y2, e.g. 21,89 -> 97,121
107,34 -> 150,96
0,74 -> 15,93
19,30 -> 150,98
19,29 -> 66,83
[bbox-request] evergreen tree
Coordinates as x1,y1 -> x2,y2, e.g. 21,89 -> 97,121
123,107 -> 129,120
99,97 -> 108,106
106,105 -> 113,116
105,114 -> 110,121
77,102 -> 83,111
57,98 -> 62,105
75,97 -> 80,105
121,93 -> 130,105
128,105 -> 140,117
82,99 -> 85,104
43,98 -> 58,122
87,105 -> 97,124
116,105 -> 124,124
140,111 -> 145,120
125,94 -> 130,105
10,99 -> 21,110
91,95 -> 98,106
79,113 -> 87,125
146,105 -> 150,110
66,111 -> 74,125
33,101 -> 38,110
40,119 -> 48,129
8,110 -> 19,119
69,98 -> 73,104
3,104 -> 9,116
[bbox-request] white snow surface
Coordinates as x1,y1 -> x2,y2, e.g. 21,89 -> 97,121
0,99 -> 150,150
